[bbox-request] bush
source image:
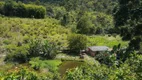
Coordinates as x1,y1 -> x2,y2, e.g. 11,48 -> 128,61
1,1 -> 46,18
0,2 -> 4,15
29,57 -> 62,72
68,34 -> 87,54
41,40 -> 59,59
1,68 -> 55,80
29,39 -> 59,59
5,39 -> 59,63
95,52 -> 113,65
5,45 -> 29,63
66,54 -> 142,80
29,57 -> 43,70
3,39 -> 11,45
28,39 -> 42,57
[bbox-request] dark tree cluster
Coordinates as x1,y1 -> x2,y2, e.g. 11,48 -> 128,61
114,0 -> 142,50
0,1 -> 46,18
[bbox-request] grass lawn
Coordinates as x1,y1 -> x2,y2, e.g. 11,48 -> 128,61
87,35 -> 128,48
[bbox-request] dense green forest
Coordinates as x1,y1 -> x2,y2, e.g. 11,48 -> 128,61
0,0 -> 142,80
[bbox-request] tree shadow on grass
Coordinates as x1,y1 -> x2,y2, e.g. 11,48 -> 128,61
61,49 -> 80,57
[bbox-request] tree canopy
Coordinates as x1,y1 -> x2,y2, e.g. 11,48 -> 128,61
114,0 -> 142,50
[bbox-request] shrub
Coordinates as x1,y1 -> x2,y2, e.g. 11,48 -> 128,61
3,39 -> 11,45
28,39 -> 42,57
5,39 -> 59,62
0,2 -> 4,15
5,45 -> 29,63
28,39 -> 59,59
68,34 -> 87,54
65,54 -> 142,80
1,68 -> 55,80
41,40 -> 59,59
95,52 -> 113,65
29,57 -> 43,70
29,57 -> 62,72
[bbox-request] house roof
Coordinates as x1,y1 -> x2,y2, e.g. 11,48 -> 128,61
88,46 -> 109,52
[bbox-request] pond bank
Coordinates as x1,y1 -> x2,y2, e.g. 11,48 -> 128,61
56,53 -> 99,65
58,61 -> 84,77
56,53 -> 100,78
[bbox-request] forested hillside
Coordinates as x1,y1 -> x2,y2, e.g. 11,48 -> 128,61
0,0 -> 142,80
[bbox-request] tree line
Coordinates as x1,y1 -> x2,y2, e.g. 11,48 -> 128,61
114,0 -> 142,51
0,0 -> 46,18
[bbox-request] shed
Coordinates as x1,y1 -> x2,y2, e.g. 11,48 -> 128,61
84,46 -> 109,57
88,46 -> 109,52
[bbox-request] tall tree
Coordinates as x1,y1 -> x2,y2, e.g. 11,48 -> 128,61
77,15 -> 93,34
114,0 -> 142,50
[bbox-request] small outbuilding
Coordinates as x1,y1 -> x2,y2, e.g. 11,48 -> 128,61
80,46 -> 109,57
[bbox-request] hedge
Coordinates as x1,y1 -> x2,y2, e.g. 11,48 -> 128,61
0,2 -> 4,15
0,1 -> 46,18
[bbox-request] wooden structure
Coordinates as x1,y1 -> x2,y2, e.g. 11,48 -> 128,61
80,46 -> 109,57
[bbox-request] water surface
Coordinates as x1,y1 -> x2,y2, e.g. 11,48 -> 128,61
59,61 -> 84,77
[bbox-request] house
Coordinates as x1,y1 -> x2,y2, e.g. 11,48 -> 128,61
80,46 -> 109,57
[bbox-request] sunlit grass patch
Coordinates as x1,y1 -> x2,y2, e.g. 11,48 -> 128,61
87,35 -> 128,48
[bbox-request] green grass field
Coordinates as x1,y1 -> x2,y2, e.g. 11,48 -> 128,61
87,35 -> 128,48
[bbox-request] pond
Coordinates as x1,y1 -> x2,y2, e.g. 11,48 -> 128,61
58,61 -> 84,77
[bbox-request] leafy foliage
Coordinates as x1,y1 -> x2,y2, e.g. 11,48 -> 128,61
0,68 -> 57,80
65,54 -> 142,80
29,39 -> 59,59
0,2 -> 4,14
68,34 -> 87,54
5,44 -> 29,63
114,0 -> 142,50
87,35 -> 128,47
29,57 -> 62,72
1,0 -> 142,79
5,39 -> 59,63
77,15 -> 93,34
0,1 -> 46,18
